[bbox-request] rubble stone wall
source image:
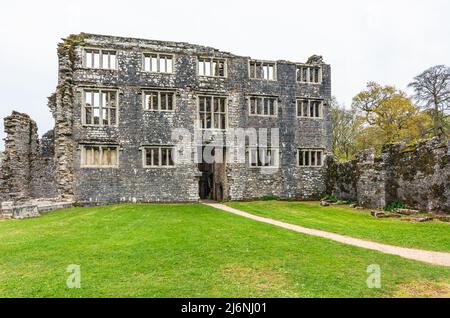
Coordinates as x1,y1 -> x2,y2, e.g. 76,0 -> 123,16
30,130 -> 58,198
0,114 -> 58,202
0,112 -> 39,201
326,138 -> 450,213
63,34 -> 332,203
1,33 -> 332,204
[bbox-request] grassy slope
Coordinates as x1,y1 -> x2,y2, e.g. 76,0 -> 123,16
0,204 -> 448,298
226,201 -> 450,252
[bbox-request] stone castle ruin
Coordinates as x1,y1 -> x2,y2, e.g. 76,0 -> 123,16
0,33 -> 332,216
326,138 -> 450,214
0,33 -> 448,218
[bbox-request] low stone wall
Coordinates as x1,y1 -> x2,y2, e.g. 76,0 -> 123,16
0,199 -> 73,219
326,138 -> 450,213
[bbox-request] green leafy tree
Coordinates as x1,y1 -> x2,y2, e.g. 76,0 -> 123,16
331,97 -> 359,161
351,82 -> 433,153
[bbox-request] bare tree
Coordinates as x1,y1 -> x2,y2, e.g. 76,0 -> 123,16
408,65 -> 450,137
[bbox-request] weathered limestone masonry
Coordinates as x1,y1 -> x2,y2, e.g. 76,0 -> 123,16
56,33 -> 331,203
0,112 -> 62,218
30,130 -> 58,199
0,112 -> 58,202
326,138 -> 450,213
0,33 -> 332,206
0,112 -> 39,201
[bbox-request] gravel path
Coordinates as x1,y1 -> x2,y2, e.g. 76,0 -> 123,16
204,202 -> 450,267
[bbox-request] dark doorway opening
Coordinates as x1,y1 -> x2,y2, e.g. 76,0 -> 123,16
198,146 -> 226,201
198,161 -> 213,200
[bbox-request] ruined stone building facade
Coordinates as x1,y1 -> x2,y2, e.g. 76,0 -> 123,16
0,33 -> 332,204
326,138 -> 450,213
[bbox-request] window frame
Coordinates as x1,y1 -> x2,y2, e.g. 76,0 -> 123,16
82,89 -> 119,127
142,90 -> 176,112
197,57 -> 227,78
297,148 -> 325,167
248,147 -> 279,168
197,95 -> 228,130
142,52 -> 175,74
296,64 -> 322,84
83,48 -> 118,70
296,98 -> 323,118
247,96 -> 278,117
142,146 -> 176,168
80,144 -> 119,168
248,60 -> 277,81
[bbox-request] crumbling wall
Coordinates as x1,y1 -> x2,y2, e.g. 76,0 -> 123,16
3,33 -> 332,205
0,112 -> 39,201
0,114 -> 58,202
383,138 -> 450,212
49,36 -> 80,200
325,157 -> 357,200
0,152 -> 4,197
326,138 -> 450,213
355,150 -> 386,209
30,130 -> 58,198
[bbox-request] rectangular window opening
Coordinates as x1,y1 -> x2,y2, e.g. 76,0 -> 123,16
198,96 -> 227,129
81,145 -> 118,167
198,58 -> 226,77
84,49 -> 117,70
298,149 -> 324,167
296,99 -> 323,118
83,90 -> 118,126
249,60 -> 276,80
248,96 -> 277,117
143,91 -> 175,111
248,147 -> 277,167
296,65 -> 322,83
144,146 -> 175,167
143,53 -> 174,73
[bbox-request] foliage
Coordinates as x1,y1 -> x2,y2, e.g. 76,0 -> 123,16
321,194 -> 354,204
321,194 -> 340,203
408,65 -> 450,137
348,82 -> 433,155
331,98 -> 359,161
260,195 -> 279,201
353,82 -> 432,142
384,200 -> 406,212
332,75 -> 443,161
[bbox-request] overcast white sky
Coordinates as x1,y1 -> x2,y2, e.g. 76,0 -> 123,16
0,0 -> 449,149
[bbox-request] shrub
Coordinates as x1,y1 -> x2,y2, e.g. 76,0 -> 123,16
321,194 -> 340,203
385,201 -> 406,212
260,195 -> 279,201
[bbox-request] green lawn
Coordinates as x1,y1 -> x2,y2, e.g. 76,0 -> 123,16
0,204 -> 448,298
226,201 -> 450,252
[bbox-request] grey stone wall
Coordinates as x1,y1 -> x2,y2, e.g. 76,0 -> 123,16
0,152 -> 4,197
326,138 -> 450,213
0,114 -> 58,203
54,33 -> 332,203
30,130 -> 58,198
1,33 -> 332,204
355,150 -> 386,209
0,112 -> 39,201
